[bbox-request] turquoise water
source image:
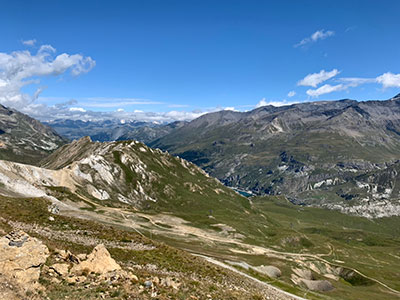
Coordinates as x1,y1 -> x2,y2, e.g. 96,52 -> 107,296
233,189 -> 253,197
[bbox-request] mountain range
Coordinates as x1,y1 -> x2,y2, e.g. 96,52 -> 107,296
151,94 -> 400,217
1,102 -> 400,299
44,119 -> 187,143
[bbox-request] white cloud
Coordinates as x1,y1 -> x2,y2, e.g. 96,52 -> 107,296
255,98 -> 268,108
298,69 -> 340,87
338,77 -> 376,87
255,98 -> 299,108
287,91 -> 296,97
164,110 -> 207,121
116,108 -> 124,112
0,45 -> 95,111
81,98 -> 162,107
295,30 -> 335,48
376,72 -> 400,88
22,39 -> 36,46
306,84 -> 345,97
339,73 -> 400,89
168,104 -> 190,108
69,107 -> 86,112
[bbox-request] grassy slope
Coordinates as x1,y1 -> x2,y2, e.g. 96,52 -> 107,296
11,138 -> 400,299
0,195 -> 272,300
137,193 -> 400,300
205,196 -> 400,300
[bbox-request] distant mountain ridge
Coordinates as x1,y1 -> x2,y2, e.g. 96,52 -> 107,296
0,104 -> 66,165
44,119 -> 187,144
151,94 -> 400,217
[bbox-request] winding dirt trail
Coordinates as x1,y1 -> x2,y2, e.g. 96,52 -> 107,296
195,254 -> 308,300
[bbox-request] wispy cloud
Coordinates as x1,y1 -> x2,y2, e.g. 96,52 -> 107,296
338,77 -> 376,87
306,84 -> 346,97
294,30 -> 335,48
298,69 -> 340,87
338,73 -> 400,89
168,104 -> 190,108
22,39 -> 37,46
69,107 -> 87,112
305,71 -> 400,98
287,91 -> 296,97
345,26 -> 357,33
80,98 -> 163,108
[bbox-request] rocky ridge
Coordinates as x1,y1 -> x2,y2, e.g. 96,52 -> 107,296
0,104 -> 66,165
151,95 -> 400,217
0,136 -> 243,215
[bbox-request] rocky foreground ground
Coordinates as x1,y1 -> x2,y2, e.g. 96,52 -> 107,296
0,196 -> 302,300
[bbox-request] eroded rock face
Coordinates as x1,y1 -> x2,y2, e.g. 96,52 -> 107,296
71,244 -> 121,274
0,230 -> 49,291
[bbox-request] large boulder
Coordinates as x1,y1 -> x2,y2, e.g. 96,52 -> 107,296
0,230 -> 49,291
292,268 -> 314,280
71,244 -> 121,274
255,265 -> 282,278
300,279 -> 334,292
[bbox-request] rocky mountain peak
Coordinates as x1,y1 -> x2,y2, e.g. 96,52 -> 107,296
390,93 -> 400,100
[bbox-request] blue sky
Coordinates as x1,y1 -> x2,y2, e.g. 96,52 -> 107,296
1,0 -> 400,121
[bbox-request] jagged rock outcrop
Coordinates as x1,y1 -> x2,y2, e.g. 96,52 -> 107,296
70,244 -> 121,274
0,231 -> 49,291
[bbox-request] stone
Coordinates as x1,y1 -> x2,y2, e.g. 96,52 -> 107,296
55,249 -> 79,263
300,279 -> 334,292
50,263 -> 70,276
255,265 -> 281,278
66,275 -> 86,284
48,204 -> 60,214
292,268 -> 314,280
77,253 -> 87,261
50,277 -> 61,284
130,273 -> 139,281
144,280 -> 152,288
0,231 -> 49,291
161,277 -> 181,290
71,244 -> 121,275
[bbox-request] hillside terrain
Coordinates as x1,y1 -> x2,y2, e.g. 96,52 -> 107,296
0,136 -> 399,299
151,94 -> 400,217
0,105 -> 66,165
